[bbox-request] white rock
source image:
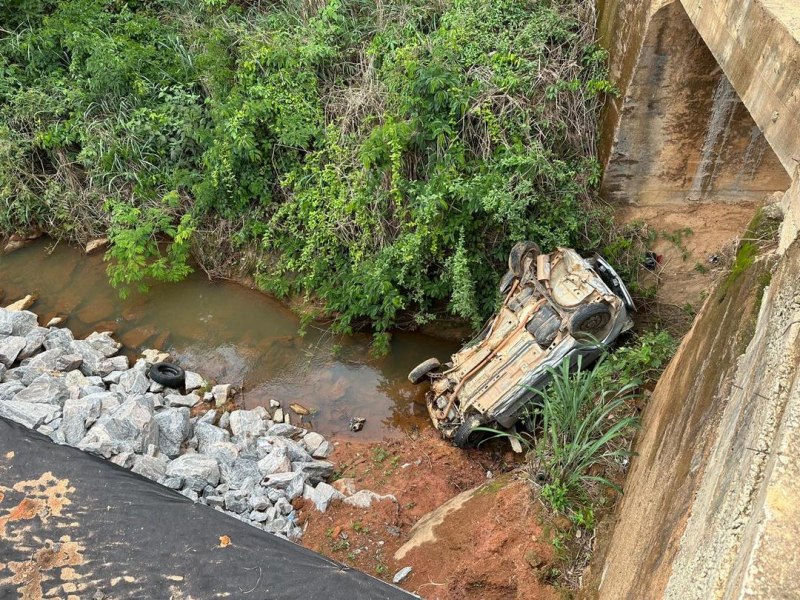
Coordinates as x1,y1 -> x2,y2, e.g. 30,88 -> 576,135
13,374 -> 69,406
212,384 -> 232,406
78,395 -> 158,456
312,440 -> 334,459
6,294 -> 35,311
141,349 -> 169,364
62,394 -> 103,445
343,490 -> 397,509
393,567 -> 413,584
204,441 -> 239,466
195,422 -> 230,451
0,400 -> 61,429
257,448 -> 292,476
153,407 -> 191,458
303,482 -> 344,512
0,336 -> 26,366
229,410 -> 266,438
184,371 -> 205,392
166,453 -> 220,488
166,393 -> 201,408
263,471 -> 305,501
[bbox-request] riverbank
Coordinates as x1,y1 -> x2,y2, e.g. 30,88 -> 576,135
0,294 -> 569,598
0,239 -> 459,441
0,301 -> 402,541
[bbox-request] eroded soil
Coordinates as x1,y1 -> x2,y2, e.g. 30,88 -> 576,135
297,431 -> 563,599
617,201 -> 760,310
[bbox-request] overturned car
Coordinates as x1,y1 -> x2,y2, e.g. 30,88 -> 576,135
409,243 -> 634,448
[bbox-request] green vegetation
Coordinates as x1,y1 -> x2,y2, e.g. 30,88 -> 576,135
489,331 -> 675,519
600,220 -> 657,299
1,0 -> 613,349
661,227 -> 693,261
532,355 -> 640,513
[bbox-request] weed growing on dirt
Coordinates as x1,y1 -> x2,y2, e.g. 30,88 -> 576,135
661,227 -> 694,261
530,356 -> 640,509
600,220 -> 658,300
371,447 -> 390,464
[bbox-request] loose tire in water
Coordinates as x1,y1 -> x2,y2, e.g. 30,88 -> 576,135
149,362 -> 186,388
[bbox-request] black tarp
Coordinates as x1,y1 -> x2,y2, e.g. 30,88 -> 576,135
0,418 -> 415,599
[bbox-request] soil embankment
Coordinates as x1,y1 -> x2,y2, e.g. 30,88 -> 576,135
297,433 -> 562,599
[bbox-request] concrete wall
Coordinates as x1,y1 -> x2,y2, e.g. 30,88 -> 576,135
598,0 -> 790,205
595,1 -> 800,597
681,0 -> 800,176
596,194 -> 800,599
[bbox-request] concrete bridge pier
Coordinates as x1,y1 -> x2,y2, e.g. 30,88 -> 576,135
595,1 -> 800,598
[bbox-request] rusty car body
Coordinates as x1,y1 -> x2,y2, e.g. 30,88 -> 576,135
409,243 -> 634,448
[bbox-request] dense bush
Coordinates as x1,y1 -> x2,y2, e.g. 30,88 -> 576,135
0,0 -> 612,348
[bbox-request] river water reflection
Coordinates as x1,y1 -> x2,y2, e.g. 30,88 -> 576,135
0,240 -> 459,439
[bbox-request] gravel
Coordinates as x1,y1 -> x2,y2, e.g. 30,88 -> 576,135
0,304 -> 382,541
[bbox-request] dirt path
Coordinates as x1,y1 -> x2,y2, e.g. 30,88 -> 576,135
615,200 -> 762,335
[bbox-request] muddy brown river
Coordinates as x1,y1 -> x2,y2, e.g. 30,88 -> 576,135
0,240 -> 458,440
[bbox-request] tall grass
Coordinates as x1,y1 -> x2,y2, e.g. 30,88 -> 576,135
530,355 -> 640,512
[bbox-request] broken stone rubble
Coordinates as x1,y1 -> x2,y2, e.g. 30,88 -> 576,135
0,305 -> 392,541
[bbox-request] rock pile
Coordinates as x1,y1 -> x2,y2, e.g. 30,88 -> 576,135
0,305 -> 388,540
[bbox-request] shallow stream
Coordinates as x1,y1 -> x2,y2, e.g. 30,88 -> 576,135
0,240 -> 458,440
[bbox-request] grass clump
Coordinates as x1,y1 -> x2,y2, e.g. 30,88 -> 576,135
530,355 -> 640,514
489,331 -> 676,518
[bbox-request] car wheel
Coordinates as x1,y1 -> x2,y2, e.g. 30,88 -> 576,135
408,357 -> 441,384
499,270 -> 516,294
453,414 -> 487,449
569,302 -> 612,337
508,242 -> 541,278
149,362 -> 185,388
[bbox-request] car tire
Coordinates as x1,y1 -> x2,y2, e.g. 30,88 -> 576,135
149,362 -> 185,388
453,414 -> 486,449
508,242 -> 541,278
569,302 -> 612,337
499,270 -> 516,294
408,358 -> 441,384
